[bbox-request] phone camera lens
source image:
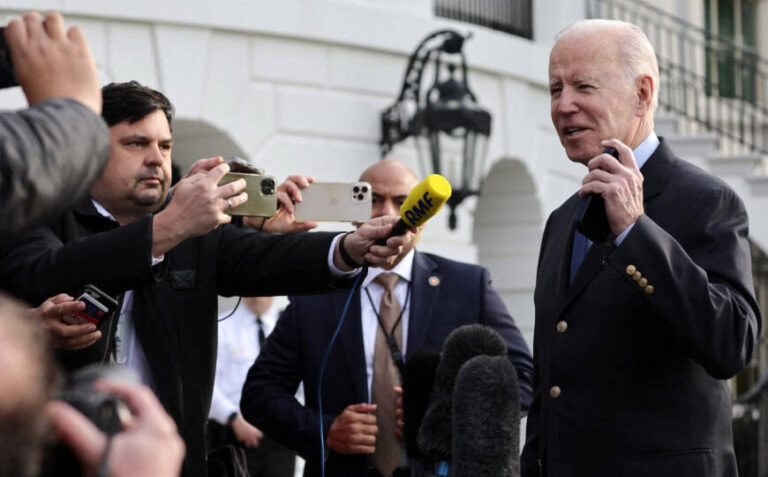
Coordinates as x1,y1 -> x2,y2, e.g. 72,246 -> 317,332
261,178 -> 275,196
353,186 -> 360,193
356,193 -> 364,201
361,185 -> 368,193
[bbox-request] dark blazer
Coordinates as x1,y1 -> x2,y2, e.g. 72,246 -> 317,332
521,138 -> 761,477
0,198 -> 351,477
241,250 -> 534,477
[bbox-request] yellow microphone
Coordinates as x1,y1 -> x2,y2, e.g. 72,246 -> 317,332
379,174 -> 452,243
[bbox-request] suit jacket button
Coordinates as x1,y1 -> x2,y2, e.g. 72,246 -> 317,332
626,264 -> 637,275
556,321 -> 568,333
550,386 -> 562,398
632,271 -> 642,281
644,285 -> 655,295
638,278 -> 648,288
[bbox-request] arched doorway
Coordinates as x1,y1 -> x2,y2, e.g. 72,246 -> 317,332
473,158 -> 543,345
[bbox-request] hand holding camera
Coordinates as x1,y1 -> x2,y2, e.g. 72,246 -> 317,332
2,11 -> 101,113
48,368 -> 185,477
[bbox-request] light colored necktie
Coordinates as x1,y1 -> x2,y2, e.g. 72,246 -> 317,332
371,272 -> 403,477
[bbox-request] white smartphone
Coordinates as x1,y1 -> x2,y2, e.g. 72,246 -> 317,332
294,182 -> 372,223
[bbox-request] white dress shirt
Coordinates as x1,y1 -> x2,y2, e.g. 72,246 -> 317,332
92,199 -> 158,390
209,300 -> 281,423
360,249 -> 415,401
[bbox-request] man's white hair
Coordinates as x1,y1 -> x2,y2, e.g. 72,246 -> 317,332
556,19 -> 660,109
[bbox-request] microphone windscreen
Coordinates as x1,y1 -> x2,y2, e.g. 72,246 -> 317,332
399,174 -> 451,228
452,355 -> 520,477
402,349 -> 440,458
417,325 -> 507,461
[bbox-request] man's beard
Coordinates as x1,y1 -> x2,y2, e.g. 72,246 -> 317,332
129,170 -> 168,209
128,182 -> 168,210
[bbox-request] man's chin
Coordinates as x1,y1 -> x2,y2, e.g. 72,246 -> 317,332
130,191 -> 167,210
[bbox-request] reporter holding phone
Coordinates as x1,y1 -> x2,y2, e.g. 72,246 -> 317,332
0,80 -> 415,477
521,20 -> 760,476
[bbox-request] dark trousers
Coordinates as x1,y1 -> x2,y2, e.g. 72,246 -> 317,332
208,420 -> 296,477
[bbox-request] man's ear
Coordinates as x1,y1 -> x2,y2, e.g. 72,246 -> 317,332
635,74 -> 654,116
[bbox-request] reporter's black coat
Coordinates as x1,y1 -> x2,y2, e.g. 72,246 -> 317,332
521,139 -> 761,476
0,197 -> 351,477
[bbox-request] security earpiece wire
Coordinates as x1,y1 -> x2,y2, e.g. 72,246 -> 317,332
318,265 -> 368,477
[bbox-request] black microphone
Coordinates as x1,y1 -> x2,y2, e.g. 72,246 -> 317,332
402,349 -> 440,458
576,147 -> 619,243
452,355 -> 520,477
417,325 -> 507,471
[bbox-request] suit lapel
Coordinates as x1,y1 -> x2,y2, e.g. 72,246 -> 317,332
333,290 -> 368,403
406,252 -> 440,353
555,138 -> 674,316
640,137 -> 674,203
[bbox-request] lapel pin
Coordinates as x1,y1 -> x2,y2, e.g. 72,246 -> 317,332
428,276 -> 440,287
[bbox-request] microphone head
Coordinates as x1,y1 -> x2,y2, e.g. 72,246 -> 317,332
403,349 -> 441,458
399,174 -> 452,228
417,325 -> 507,462
453,355 -> 520,477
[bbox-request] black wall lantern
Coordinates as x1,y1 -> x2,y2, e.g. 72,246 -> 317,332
380,30 -> 492,230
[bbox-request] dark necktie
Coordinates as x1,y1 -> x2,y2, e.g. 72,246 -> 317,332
570,229 -> 592,284
371,272 -> 402,477
256,315 -> 266,347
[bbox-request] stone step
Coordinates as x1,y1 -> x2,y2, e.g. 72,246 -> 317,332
655,115 -> 679,136
747,175 -> 768,196
706,155 -> 762,177
663,132 -> 720,159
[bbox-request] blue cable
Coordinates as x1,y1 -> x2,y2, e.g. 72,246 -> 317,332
317,267 -> 367,477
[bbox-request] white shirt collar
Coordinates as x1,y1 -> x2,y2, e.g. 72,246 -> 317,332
363,249 -> 415,289
633,131 -> 660,170
91,198 -> 117,222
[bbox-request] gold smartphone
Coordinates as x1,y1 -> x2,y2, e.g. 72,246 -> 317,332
218,172 -> 277,217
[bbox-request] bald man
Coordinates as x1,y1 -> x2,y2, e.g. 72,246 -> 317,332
241,160 -> 533,477
521,19 -> 760,476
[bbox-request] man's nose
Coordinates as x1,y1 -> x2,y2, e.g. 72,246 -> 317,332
145,144 -> 165,166
381,199 -> 399,217
555,88 -> 578,115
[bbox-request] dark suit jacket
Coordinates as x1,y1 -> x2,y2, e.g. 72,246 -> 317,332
0,198 -> 351,477
521,139 -> 761,476
241,250 -> 533,476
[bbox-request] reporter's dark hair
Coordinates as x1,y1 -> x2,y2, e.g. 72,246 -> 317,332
101,80 -> 175,128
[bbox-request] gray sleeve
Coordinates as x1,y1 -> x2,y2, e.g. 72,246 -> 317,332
0,98 -> 110,237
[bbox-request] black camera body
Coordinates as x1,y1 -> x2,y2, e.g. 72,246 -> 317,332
0,27 -> 19,89
57,365 -> 136,435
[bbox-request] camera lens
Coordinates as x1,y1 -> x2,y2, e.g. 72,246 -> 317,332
353,186 -> 360,193
361,185 -> 368,193
261,178 -> 275,196
356,193 -> 364,201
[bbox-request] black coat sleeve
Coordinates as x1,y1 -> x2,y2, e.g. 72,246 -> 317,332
0,98 -> 110,238
0,214 -> 159,303
240,301 -> 337,460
